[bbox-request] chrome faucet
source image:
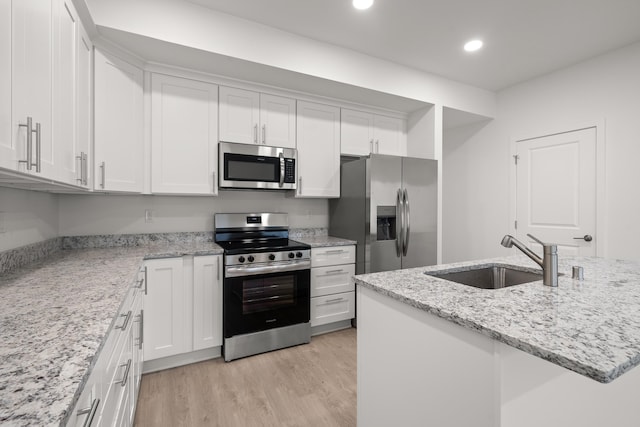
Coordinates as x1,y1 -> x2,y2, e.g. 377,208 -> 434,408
501,234 -> 558,287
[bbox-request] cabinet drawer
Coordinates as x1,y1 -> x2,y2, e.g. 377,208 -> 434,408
311,264 -> 355,297
310,291 -> 355,327
311,245 -> 355,268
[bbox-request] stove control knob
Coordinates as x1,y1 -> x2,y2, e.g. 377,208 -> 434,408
296,251 -> 303,258
238,256 -> 245,263
248,255 -> 255,263
288,252 -> 295,259
269,254 -> 276,261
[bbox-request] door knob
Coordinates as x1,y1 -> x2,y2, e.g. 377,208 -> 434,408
573,235 -> 593,242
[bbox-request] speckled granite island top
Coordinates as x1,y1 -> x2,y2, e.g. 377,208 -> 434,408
354,255 -> 640,384
0,242 -> 222,427
292,235 -> 356,247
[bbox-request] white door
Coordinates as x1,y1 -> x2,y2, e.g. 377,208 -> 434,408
296,101 -> 341,198
218,86 -> 259,144
0,0 -> 12,170
12,0 -> 54,177
143,258 -> 187,361
260,94 -> 296,148
151,73 -> 218,195
192,255 -> 222,351
94,49 -> 143,192
515,127 -> 597,256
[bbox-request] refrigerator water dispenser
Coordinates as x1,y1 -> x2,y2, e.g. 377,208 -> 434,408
376,206 -> 397,241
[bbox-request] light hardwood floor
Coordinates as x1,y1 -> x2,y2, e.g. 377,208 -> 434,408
134,328 -> 357,427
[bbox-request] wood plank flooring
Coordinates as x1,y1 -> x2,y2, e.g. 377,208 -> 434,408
134,328 -> 356,427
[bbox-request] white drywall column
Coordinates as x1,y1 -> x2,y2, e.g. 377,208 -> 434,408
434,105 -> 444,264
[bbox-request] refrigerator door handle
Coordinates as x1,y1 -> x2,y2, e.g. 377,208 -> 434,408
403,189 -> 410,256
396,188 -> 403,257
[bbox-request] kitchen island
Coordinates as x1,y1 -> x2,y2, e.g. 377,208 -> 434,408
355,255 -> 640,427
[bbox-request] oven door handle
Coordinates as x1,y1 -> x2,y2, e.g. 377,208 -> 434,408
225,260 -> 311,278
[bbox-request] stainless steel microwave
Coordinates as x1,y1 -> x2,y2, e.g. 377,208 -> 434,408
219,142 -> 297,190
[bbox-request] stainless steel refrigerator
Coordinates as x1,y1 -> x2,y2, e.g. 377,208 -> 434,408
329,154 -> 437,274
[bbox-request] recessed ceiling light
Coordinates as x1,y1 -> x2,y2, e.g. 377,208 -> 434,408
353,0 -> 374,10
464,39 -> 483,52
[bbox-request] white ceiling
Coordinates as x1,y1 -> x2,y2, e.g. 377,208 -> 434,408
187,0 -> 640,91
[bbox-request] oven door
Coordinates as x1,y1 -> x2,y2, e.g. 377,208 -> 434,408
224,267 -> 310,338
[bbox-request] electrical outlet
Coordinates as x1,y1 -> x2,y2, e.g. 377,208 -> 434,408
145,209 -> 153,223
0,212 -> 5,233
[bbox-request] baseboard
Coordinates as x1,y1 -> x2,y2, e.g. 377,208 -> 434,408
142,346 -> 222,374
311,319 -> 353,336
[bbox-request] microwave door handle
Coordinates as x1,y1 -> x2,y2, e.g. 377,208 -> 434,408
279,153 -> 285,187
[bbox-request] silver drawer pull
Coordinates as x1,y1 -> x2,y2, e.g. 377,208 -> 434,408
325,297 -> 345,304
119,359 -> 132,386
324,269 -> 345,275
325,249 -> 345,255
77,398 -> 100,427
115,310 -> 132,330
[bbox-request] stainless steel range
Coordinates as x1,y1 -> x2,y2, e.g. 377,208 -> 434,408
214,213 -> 311,362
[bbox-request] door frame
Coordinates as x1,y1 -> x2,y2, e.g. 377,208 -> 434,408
508,119 -> 606,257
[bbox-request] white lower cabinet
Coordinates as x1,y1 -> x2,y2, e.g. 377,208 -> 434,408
310,245 -> 356,329
143,255 -> 222,368
67,271 -> 144,427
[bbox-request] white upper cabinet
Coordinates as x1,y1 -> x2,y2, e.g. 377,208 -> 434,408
296,101 -> 341,198
12,0 -> 54,178
75,20 -> 92,188
341,108 -> 406,157
94,48 -> 144,193
259,93 -> 296,148
219,86 -> 296,148
53,0 -> 79,185
151,73 -> 219,195
0,0 -> 12,170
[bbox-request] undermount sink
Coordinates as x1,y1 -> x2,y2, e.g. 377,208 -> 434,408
425,265 -> 544,289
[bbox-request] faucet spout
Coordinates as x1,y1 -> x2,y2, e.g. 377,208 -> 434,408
501,234 -> 558,287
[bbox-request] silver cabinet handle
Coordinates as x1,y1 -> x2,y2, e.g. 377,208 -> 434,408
262,124 -> 266,144
298,176 -> 302,195
115,310 -> 132,330
76,153 -> 84,183
573,235 -> 593,242
395,189 -> 403,257
217,257 -> 221,281
99,161 -> 105,189
279,153 -> 285,188
325,249 -> 345,255
325,297 -> 345,304
77,398 -> 100,427
144,266 -> 148,295
213,171 -> 216,192
324,269 -> 345,275
402,188 -> 410,256
34,122 -> 41,172
119,359 -> 132,387
82,152 -> 88,185
139,309 -> 144,349
253,124 -> 258,143
369,139 -> 374,154
18,117 -> 33,170
375,140 -> 379,153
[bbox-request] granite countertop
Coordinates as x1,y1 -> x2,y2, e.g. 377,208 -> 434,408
292,235 -> 356,247
0,242 -> 222,427
354,255 -> 640,384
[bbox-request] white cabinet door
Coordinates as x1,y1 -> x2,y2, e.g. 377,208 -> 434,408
341,108 -> 374,156
260,93 -> 296,148
193,255 -> 223,351
341,108 -> 407,157
12,0 -> 54,178
151,74 -> 219,195
53,0 -> 78,185
219,86 -> 259,145
296,101 -> 341,198
374,114 -> 406,156
94,49 -> 143,192
143,258 -> 187,360
0,0 -> 12,170
75,21 -> 91,188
